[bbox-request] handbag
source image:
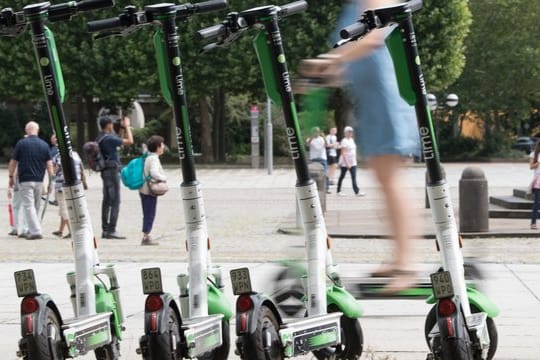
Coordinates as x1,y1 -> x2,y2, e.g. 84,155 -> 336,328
148,178 -> 169,196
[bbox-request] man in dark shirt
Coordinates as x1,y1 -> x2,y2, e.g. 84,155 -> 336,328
8,121 -> 54,240
97,115 -> 133,239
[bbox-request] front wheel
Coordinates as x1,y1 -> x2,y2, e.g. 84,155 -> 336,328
197,319 -> 230,360
238,305 -> 282,360
424,304 -> 498,360
312,306 -> 363,360
94,336 -> 120,360
20,305 -> 64,360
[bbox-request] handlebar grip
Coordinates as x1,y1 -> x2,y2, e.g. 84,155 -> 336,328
193,0 -> 227,14
77,0 -> 115,12
196,24 -> 226,41
87,17 -> 122,32
279,0 -> 308,17
408,0 -> 423,12
340,21 -> 367,39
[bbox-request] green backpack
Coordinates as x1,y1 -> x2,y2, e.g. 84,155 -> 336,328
121,153 -> 149,190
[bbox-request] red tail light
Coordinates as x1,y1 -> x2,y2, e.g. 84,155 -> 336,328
438,298 -> 457,317
145,295 -> 163,312
237,295 -> 254,313
21,297 -> 39,314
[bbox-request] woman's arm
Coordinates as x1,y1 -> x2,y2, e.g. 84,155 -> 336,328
530,157 -> 538,170
149,157 -> 167,181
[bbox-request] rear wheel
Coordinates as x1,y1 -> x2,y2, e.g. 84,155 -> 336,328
197,319 -> 230,360
21,306 -> 64,360
312,306 -> 363,360
239,305 -> 282,360
142,305 -> 181,359
424,304 -> 497,360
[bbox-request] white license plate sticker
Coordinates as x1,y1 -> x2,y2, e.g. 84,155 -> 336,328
14,269 -> 38,297
430,271 -> 454,299
230,268 -> 252,295
141,268 -> 163,295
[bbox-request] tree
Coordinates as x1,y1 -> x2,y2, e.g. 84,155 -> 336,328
453,0 -> 540,153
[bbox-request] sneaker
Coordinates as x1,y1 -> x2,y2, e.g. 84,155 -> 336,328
102,232 -> 110,239
49,200 -> 58,206
26,234 -> 43,240
531,224 -> 537,230
326,190 -> 332,194
108,231 -> 126,239
8,229 -> 17,236
52,230 -> 63,237
141,235 -> 159,246
63,233 -> 71,239
356,192 -> 367,197
337,192 -> 346,196
18,232 -> 28,238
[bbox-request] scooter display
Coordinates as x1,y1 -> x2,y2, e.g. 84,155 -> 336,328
337,1 -> 499,359
87,1 -> 232,358
1,0 -> 125,359
197,2 -> 363,359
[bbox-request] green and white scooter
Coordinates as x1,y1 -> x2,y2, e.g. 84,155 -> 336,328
1,0 -> 126,358
338,1 -> 499,359
87,1 -> 232,358
197,2 -> 363,359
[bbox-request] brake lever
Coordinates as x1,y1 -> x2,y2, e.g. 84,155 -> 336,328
94,25 -> 139,39
0,25 -> 26,37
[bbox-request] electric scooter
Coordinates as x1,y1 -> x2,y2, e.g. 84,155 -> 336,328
86,1 -> 232,358
1,0 -> 126,359
197,2 -> 364,358
337,1 -> 499,359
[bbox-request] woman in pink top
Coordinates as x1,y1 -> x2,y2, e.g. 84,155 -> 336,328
337,126 -> 366,196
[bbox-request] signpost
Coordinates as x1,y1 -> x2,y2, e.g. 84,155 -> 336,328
250,105 -> 260,168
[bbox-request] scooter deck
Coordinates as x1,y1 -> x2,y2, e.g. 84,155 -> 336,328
279,312 -> 342,357
61,312 -> 112,357
181,314 -> 223,358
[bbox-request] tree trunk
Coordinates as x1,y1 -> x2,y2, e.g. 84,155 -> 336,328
85,95 -> 98,140
212,88 -> 226,162
199,96 -> 214,163
75,96 -> 85,154
332,89 -> 351,139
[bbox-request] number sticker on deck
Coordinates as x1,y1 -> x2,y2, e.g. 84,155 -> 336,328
430,271 -> 454,299
230,268 -> 252,295
14,269 -> 38,297
141,268 -> 163,294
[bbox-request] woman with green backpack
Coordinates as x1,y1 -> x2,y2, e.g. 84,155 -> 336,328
139,135 -> 168,246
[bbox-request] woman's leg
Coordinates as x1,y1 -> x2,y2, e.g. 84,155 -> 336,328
349,166 -> 360,194
369,155 -> 417,281
337,166 -> 347,193
140,193 -> 157,235
531,189 -> 540,226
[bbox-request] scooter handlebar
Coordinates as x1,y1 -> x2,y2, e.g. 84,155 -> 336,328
279,0 -> 308,18
192,0 -> 227,14
408,0 -> 423,12
77,0 -> 115,12
87,16 -> 123,32
196,23 -> 226,41
340,21 -> 367,39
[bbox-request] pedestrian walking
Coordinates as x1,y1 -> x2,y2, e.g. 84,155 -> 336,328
300,0 -> 421,293
7,121 -> 54,240
97,115 -> 134,239
326,127 -> 339,184
139,135 -> 167,246
307,126 -> 330,193
48,134 -> 59,206
529,141 -> 540,229
52,149 -> 87,238
336,126 -> 366,196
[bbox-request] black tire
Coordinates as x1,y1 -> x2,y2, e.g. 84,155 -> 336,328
94,336 -> 120,360
21,306 -> 64,360
238,305 -> 282,360
312,306 -> 363,360
197,319 -> 230,360
142,305 -> 181,360
424,304 -> 498,360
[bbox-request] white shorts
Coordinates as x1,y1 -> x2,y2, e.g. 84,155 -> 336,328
57,191 -> 69,220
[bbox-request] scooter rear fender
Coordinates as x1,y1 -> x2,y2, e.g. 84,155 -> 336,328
19,293 -> 62,337
426,287 -> 499,318
235,292 -> 282,336
143,293 -> 182,334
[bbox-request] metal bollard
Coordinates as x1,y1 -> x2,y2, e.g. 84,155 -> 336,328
459,167 -> 489,232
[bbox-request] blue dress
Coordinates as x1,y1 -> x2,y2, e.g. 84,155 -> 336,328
333,2 -> 420,158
